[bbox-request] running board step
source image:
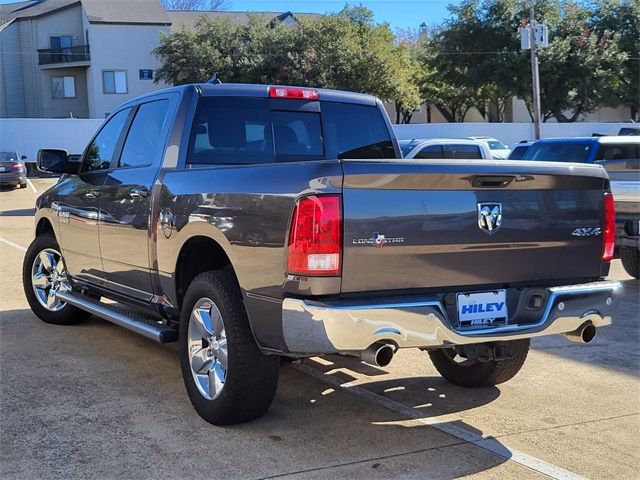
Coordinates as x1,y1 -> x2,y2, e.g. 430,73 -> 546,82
56,291 -> 178,343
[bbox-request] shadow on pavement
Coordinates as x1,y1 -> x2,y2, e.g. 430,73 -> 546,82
305,355 -> 501,418
532,279 -> 639,377
0,207 -> 36,216
0,309 -> 510,480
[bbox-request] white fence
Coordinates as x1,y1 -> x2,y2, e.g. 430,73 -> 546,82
0,118 -> 635,161
393,122 -> 634,147
0,118 -> 104,161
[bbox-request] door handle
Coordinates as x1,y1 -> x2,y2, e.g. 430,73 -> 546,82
130,188 -> 149,199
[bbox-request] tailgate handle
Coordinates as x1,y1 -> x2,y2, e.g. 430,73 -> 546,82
472,176 -> 514,188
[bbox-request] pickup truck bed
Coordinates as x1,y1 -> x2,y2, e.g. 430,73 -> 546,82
24,83 -> 620,425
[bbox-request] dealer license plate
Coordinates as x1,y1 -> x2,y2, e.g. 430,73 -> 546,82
0,167 -> 6,172
456,290 -> 508,328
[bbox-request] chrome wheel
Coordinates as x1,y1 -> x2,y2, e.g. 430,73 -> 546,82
31,248 -> 70,312
187,298 -> 228,400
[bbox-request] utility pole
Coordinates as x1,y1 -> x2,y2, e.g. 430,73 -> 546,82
528,1 -> 542,139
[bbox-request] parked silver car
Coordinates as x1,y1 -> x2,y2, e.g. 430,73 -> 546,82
0,150 -> 27,189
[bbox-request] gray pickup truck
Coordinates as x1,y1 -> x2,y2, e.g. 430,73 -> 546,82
25,83 -> 620,425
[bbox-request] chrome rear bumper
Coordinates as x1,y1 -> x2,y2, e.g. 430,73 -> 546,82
281,281 -> 621,355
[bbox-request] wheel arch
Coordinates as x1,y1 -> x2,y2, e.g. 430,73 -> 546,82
35,217 -> 55,237
175,235 -> 235,310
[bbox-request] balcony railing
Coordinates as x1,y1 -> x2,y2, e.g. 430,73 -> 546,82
38,45 -> 90,65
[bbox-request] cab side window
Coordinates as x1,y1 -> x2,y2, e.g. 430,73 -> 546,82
448,144 -> 483,159
415,145 -> 443,159
83,108 -> 131,172
118,100 -> 170,168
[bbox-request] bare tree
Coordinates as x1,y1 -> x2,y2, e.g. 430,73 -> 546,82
161,0 -> 231,11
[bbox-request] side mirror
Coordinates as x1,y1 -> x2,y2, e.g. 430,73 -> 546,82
37,148 -> 71,174
20,154 -> 27,160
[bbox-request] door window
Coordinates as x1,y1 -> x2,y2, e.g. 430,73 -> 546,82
448,144 -> 483,159
83,108 -> 131,172
415,145 -> 444,159
118,100 -> 170,168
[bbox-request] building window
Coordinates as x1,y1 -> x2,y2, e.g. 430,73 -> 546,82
52,76 -> 76,98
50,35 -> 73,49
103,70 -> 127,94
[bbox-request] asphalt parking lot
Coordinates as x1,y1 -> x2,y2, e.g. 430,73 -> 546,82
1,178 -> 638,480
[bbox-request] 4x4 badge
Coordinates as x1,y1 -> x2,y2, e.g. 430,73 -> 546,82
478,202 -> 502,234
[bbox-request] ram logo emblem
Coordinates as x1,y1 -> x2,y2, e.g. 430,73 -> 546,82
477,202 -> 502,234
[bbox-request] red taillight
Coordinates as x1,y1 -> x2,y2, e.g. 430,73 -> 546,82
9,162 -> 23,171
269,86 -> 319,100
602,192 -> 616,262
287,195 -> 341,276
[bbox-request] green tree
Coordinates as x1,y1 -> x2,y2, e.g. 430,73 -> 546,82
534,2 -> 626,122
589,0 -> 640,121
415,0 -> 630,123
153,6 -> 421,121
154,17 -> 252,84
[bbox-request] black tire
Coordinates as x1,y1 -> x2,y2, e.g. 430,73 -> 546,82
179,269 -> 279,425
19,182 -> 27,189
428,339 -> 530,387
620,246 -> 640,279
22,233 -> 90,325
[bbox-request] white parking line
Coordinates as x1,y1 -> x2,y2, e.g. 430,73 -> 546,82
0,236 -> 27,252
26,178 -> 37,193
297,363 -> 586,480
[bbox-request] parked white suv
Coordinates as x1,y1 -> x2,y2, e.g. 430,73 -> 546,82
467,136 -> 511,159
399,138 -> 492,160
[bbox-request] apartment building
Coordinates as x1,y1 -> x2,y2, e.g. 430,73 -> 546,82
0,0 -> 171,118
0,0 -> 324,119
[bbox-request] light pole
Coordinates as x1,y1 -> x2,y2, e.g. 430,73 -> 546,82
528,1 -> 542,139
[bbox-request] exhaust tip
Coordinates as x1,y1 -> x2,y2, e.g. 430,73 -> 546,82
581,323 -> 596,343
563,322 -> 597,344
360,343 -> 395,367
375,344 -> 395,367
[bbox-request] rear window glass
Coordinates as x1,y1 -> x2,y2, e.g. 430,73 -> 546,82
524,142 -> 592,163
0,152 -> 18,162
272,111 -> 323,158
188,98 -> 273,165
508,145 -> 529,160
320,102 -> 395,159
599,143 -> 640,181
187,97 -> 394,164
487,140 -> 507,150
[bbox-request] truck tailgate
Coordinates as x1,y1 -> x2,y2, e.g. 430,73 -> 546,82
341,160 -> 607,293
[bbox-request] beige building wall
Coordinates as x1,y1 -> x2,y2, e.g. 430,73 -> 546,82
0,22 -> 26,117
86,23 -> 169,118
39,67 -> 89,118
1,4 -> 88,118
